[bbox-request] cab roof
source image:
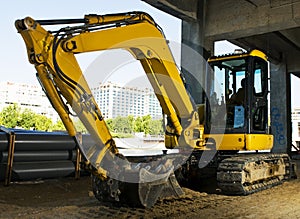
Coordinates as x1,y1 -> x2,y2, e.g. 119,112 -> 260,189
208,49 -> 268,62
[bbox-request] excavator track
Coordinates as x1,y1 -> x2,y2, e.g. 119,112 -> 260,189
217,153 -> 291,195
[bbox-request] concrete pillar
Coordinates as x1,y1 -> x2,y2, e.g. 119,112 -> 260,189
180,0 -> 209,105
270,62 -> 292,154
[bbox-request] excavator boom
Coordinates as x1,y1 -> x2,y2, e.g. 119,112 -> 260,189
15,12 -> 202,207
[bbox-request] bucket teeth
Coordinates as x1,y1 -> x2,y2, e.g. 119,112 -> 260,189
91,166 -> 184,208
138,167 -> 184,208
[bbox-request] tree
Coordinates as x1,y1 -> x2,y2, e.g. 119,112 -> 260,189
134,116 -> 143,133
106,118 -> 113,131
34,114 -> 52,131
149,119 -> 164,135
19,108 -> 36,129
112,116 -> 132,133
127,115 -> 135,132
52,120 -> 66,131
141,115 -> 152,134
0,103 -> 20,128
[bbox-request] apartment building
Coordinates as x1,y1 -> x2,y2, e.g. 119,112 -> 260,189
91,82 -> 162,119
0,81 -> 59,122
292,107 -> 300,148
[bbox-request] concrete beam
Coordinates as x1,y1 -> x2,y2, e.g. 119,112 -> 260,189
143,0 -> 300,40
280,28 -> 300,49
294,2 -> 300,24
142,0 -> 198,20
231,30 -> 300,74
205,0 -> 300,41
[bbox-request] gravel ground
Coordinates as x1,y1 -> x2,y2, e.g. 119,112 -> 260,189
0,160 -> 299,219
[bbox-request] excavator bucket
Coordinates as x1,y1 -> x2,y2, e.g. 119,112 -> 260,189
138,167 -> 184,207
91,156 -> 184,208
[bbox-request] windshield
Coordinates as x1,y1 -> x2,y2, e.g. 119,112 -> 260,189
211,58 -> 246,104
208,57 -> 247,130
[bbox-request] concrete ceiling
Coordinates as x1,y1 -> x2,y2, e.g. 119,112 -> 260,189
232,28 -> 300,76
143,0 -> 300,75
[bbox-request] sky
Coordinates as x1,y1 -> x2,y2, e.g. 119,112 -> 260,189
2,0 -> 299,107
0,0 -> 181,85
1,0 -> 240,85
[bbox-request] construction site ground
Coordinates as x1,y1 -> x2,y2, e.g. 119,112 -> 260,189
0,159 -> 300,219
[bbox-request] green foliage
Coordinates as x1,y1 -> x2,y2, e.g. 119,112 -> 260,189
133,115 -> 152,134
106,118 -> 113,131
0,103 -> 163,136
0,104 -> 53,131
52,120 -> 66,131
127,115 -> 135,132
141,115 -> 151,134
112,116 -> 133,133
19,108 -> 36,129
106,114 -> 163,136
34,114 -> 52,131
149,119 -> 164,135
0,103 -> 20,128
111,133 -> 134,138
134,116 -> 142,132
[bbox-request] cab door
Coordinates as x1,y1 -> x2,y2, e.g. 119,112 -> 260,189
248,57 -> 269,134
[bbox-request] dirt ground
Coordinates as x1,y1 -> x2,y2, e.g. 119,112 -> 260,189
0,160 -> 300,219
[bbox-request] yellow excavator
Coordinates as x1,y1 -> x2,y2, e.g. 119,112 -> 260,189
15,12 -> 292,207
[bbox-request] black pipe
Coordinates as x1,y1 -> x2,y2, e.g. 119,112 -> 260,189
15,133 -> 75,151
1,151 -> 75,162
11,161 -> 75,180
0,132 -> 76,151
0,128 -> 93,182
36,18 -> 87,25
0,133 -> 8,151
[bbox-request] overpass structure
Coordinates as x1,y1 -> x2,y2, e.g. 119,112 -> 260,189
143,0 -> 300,153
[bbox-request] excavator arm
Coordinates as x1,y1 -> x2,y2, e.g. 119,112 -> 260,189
15,12 -> 203,207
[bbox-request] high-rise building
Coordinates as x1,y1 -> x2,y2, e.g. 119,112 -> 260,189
0,81 -> 162,123
91,82 -> 162,119
292,107 -> 300,148
0,81 -> 59,122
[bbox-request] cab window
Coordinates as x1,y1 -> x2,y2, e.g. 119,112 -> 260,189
253,58 -> 267,96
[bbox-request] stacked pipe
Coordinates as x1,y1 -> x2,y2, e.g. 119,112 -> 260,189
0,127 -> 87,182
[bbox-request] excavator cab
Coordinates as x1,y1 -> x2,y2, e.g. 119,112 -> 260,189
207,50 -> 269,135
